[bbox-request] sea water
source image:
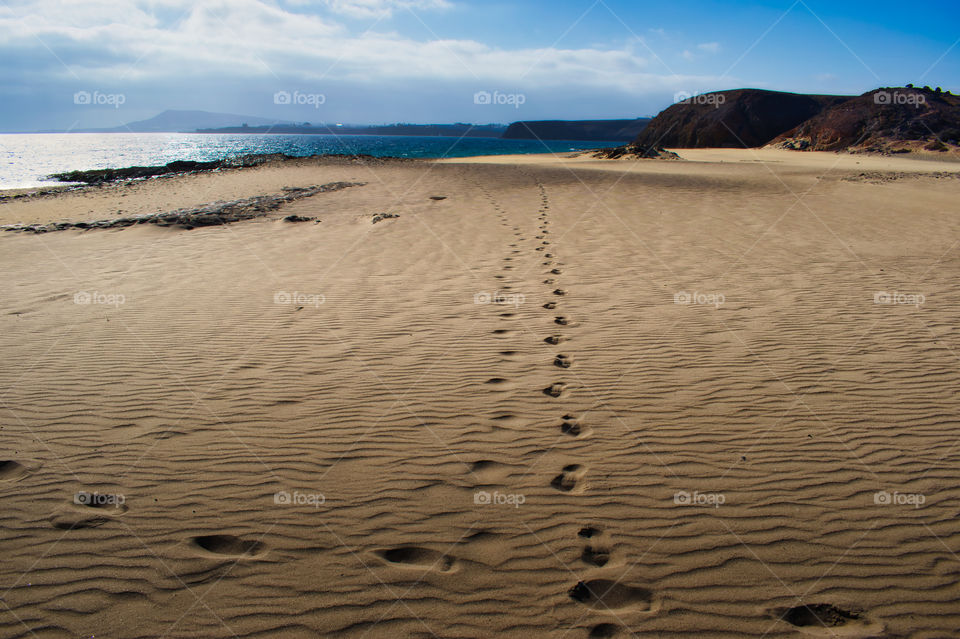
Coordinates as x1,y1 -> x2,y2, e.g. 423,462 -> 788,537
0,133 -> 617,189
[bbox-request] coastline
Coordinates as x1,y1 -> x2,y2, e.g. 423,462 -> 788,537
4,148 -> 959,228
0,154 -> 417,227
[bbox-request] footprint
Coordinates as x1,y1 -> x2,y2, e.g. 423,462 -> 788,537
470,460 -> 512,484
561,415 -> 587,437
485,377 -> 509,385
75,493 -> 128,513
578,527 -> 611,567
50,492 -> 128,530
543,302 -> 558,310
376,547 -> 456,572
429,196 -> 447,201
543,382 -> 567,398
589,624 -> 621,638
50,512 -> 112,530
543,279 -> 556,285
191,535 -> 267,558
770,604 -> 883,636
551,464 -> 586,492
568,579 -> 655,611
553,289 -> 567,296
554,354 -> 572,368
555,316 -> 571,326
550,268 -> 562,275
492,329 -> 514,335
535,247 -> 545,252
544,335 -> 565,345
0,460 -> 32,482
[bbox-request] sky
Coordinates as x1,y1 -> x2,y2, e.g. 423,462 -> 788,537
0,0 -> 957,131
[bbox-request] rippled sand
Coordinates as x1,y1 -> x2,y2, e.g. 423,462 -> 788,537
1,150 -> 959,638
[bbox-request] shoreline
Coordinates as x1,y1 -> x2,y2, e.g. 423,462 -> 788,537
5,144 -> 959,196
2,149 -> 959,229
7,145 -> 960,192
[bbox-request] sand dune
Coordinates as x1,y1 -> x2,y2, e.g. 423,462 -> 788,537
1,150 -> 959,638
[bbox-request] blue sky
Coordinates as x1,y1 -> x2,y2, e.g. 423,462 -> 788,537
0,0 -> 957,131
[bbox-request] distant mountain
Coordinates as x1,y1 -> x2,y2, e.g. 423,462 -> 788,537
633,89 -> 851,149
502,119 -> 651,142
770,87 -> 960,152
69,110 -> 296,133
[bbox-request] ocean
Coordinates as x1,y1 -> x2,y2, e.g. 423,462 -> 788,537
0,133 -> 617,189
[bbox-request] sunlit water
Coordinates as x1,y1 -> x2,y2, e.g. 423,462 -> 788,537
0,133 -> 616,189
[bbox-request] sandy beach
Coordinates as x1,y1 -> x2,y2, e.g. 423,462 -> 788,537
2,149 -> 960,638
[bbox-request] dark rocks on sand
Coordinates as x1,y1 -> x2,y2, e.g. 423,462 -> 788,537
3,182 -> 364,234
594,145 -> 680,160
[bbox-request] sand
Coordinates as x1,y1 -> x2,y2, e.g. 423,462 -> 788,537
1,149 -> 959,638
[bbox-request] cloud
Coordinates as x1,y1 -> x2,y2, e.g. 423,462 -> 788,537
0,0 -> 733,127
319,0 -> 451,19
697,42 -> 720,54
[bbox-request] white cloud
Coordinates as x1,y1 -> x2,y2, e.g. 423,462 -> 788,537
320,0 -> 451,19
0,0 -> 726,97
697,42 -> 720,54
